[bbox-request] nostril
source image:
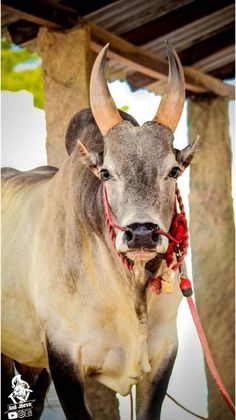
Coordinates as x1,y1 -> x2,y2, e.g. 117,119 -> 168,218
125,230 -> 133,242
151,232 -> 159,243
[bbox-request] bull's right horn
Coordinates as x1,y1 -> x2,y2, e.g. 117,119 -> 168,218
153,42 -> 185,132
90,43 -> 123,136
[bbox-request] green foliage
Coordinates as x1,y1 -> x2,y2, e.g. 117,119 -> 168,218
120,105 -> 129,112
1,38 -> 44,109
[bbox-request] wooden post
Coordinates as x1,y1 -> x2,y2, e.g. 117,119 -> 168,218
38,23 -> 91,167
37,24 -> 120,419
188,96 -> 235,419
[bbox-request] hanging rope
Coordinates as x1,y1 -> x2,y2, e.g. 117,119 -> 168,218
182,287 -> 235,415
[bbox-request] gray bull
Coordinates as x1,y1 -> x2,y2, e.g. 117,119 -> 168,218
2,44 -> 198,419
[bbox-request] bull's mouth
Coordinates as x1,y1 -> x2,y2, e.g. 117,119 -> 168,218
116,231 -> 169,261
126,249 -> 157,262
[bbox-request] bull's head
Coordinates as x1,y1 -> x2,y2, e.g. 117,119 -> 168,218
77,43 -> 198,262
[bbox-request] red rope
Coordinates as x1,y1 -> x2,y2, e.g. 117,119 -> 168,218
148,185 -> 189,292
156,186 -> 189,271
102,183 -> 235,416
103,186 -> 133,272
187,296 -> 235,414
179,277 -> 235,414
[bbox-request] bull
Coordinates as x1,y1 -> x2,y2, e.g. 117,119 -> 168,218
2,43 -> 198,419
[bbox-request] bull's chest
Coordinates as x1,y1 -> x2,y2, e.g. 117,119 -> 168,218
75,288 -> 180,396
78,301 -> 151,395
46,283 -> 152,396
40,242 -> 180,395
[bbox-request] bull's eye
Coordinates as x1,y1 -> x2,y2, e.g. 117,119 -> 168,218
100,169 -> 111,181
169,166 -> 181,179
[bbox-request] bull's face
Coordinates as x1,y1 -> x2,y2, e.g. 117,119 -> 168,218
102,122 -> 177,260
78,43 -> 198,262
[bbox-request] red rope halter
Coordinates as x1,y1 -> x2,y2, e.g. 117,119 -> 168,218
103,184 -> 188,284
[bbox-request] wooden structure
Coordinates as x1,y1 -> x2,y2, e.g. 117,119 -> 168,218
1,0 -> 235,97
1,1 -> 235,419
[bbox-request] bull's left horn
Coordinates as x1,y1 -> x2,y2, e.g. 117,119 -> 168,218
90,43 -> 123,136
153,42 -> 185,132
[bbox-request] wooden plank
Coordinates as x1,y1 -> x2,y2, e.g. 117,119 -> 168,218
121,46 -> 235,90
108,11 -> 235,72
209,62 -> 235,80
145,5 -> 234,58
62,0 -> 119,16
178,26 -> 235,65
119,28 -> 235,88
86,0 -> 193,35
121,0 -> 233,45
126,73 -> 156,90
88,21 -> 235,99
193,45 -> 235,73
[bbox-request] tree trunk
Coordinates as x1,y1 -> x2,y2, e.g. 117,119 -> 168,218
188,96 -> 235,420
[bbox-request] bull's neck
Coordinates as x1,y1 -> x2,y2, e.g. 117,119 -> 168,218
48,154 -> 104,231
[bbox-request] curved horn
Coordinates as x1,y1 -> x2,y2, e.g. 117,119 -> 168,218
153,42 -> 185,132
90,43 -> 123,136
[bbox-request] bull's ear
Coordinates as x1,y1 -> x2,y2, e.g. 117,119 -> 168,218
77,140 -> 101,173
175,135 -> 200,169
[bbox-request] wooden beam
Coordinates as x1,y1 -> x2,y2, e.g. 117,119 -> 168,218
109,24 -> 234,91
178,26 -> 235,66
1,0 -> 234,98
126,73 -> 156,90
86,0 -> 193,36
143,5 -> 234,59
209,62 -> 235,80
1,10 -> 19,26
1,0 -> 119,29
122,0 -> 233,46
193,45 -> 235,73
88,21 -> 235,99
68,0 -> 119,17
126,47 -> 235,92
1,1 -> 76,29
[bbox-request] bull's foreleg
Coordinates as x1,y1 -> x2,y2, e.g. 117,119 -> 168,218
1,354 -> 14,418
47,340 -> 93,420
14,362 -> 51,419
136,348 -> 177,420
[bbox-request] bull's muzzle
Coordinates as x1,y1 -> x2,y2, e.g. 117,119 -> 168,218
124,223 -> 160,249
